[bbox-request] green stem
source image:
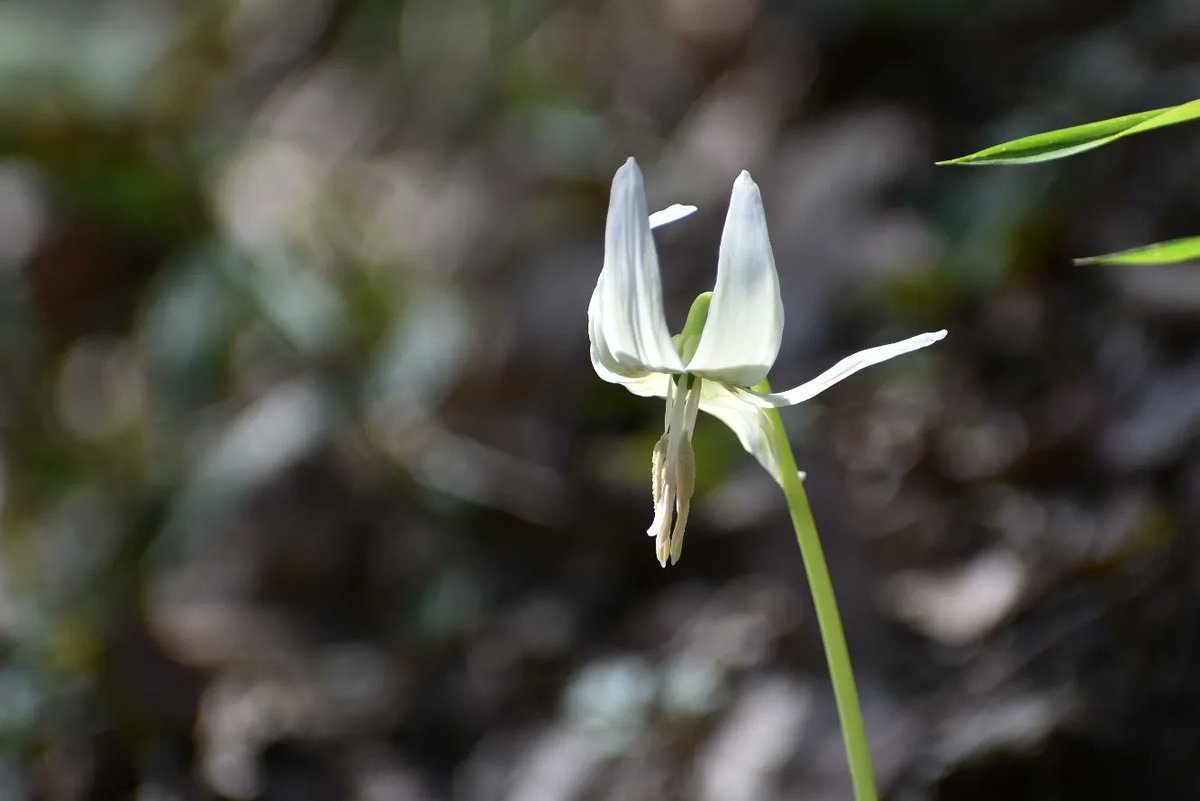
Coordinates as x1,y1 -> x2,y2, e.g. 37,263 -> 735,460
759,389 -> 879,801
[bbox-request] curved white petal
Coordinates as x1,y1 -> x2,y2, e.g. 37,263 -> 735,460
649,204 -> 698,229
620,372 -> 672,398
697,382 -> 786,486
588,202 -> 698,383
609,375 -> 785,485
732,330 -> 948,408
588,283 -> 639,383
595,159 -> 683,375
685,171 -> 783,386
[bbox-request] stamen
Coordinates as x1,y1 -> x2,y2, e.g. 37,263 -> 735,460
653,482 -> 676,564
669,436 -> 695,564
663,375 -> 675,429
663,376 -> 690,464
647,375 -> 704,566
682,376 -> 702,436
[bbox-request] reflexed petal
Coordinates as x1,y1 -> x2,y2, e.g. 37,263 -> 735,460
649,204 -> 698,229
589,202 -> 697,384
696,382 -> 786,485
585,355 -> 671,400
685,171 -> 783,387
732,330 -> 948,408
620,372 -> 672,398
595,159 -> 683,374
588,284 -> 639,383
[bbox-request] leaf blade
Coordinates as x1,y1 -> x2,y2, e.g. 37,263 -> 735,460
938,99 -> 1200,166
1074,236 -> 1200,266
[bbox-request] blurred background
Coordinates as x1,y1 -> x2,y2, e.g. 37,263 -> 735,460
1,0 -> 1199,798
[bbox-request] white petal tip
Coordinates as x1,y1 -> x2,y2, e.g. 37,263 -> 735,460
909,329 -> 949,348
727,171 -> 764,213
648,204 -> 699,229
615,158 -> 642,181
733,170 -> 758,190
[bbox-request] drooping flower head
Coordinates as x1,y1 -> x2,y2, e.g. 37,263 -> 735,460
589,158 -> 946,566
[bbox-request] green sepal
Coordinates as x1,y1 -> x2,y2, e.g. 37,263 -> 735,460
675,291 -> 712,363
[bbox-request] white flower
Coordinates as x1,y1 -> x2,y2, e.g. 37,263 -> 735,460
589,158 -> 947,567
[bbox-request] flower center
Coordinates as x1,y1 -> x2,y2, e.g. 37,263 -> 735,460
648,373 -> 702,566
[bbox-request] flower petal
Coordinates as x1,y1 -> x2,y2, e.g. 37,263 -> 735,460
595,159 -> 683,375
649,204 -> 698,229
621,372 -> 672,398
732,330 -> 948,408
588,283 -> 636,383
588,203 -> 697,383
696,382 -> 786,485
685,171 -> 783,386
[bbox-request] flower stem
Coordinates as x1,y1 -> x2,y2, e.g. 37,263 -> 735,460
759,390 -> 879,801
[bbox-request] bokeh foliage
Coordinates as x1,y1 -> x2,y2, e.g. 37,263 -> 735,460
0,0 -> 1198,799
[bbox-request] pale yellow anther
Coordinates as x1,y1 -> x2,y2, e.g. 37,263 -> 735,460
649,433 -> 669,515
669,437 -> 695,564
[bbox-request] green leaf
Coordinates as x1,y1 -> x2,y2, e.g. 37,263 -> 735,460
1074,236 -> 1200,266
938,99 -> 1200,165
